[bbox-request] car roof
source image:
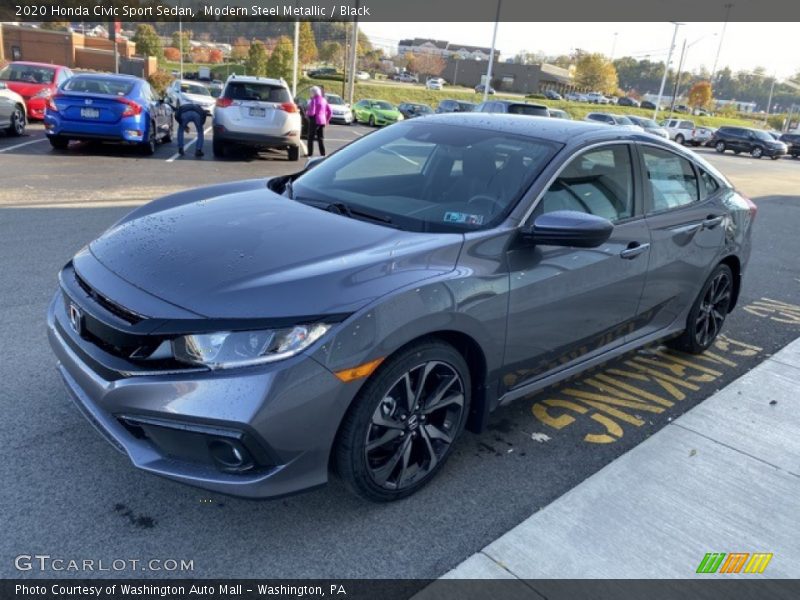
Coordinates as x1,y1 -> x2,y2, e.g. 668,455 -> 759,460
177,79 -> 208,85
71,72 -> 140,81
226,75 -> 285,86
7,61 -> 65,69
493,100 -> 548,108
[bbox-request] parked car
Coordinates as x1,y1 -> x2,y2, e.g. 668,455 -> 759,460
661,118 -> 712,146
398,102 -> 434,119
44,73 -> 173,154
0,81 -> 27,136
436,99 -> 476,114
779,131 -> 800,158
586,92 -> 610,104
165,79 -> 216,115
627,115 -> 668,138
308,67 -> 337,78
565,92 -> 589,102
548,108 -> 571,120
356,71 -> 371,81
674,104 -> 691,113
711,126 -> 788,159
0,61 -> 73,120
584,112 -> 641,130
425,78 -> 443,91
475,83 -> 495,95
396,73 -> 419,83
544,90 -> 563,100
207,81 -> 224,99
352,99 -> 404,127
47,114 -> 755,501
617,97 -> 640,107
639,100 -> 659,110
213,75 -> 302,160
477,100 -> 549,117
295,88 -> 353,131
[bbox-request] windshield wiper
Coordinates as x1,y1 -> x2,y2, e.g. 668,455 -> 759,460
294,197 -> 395,226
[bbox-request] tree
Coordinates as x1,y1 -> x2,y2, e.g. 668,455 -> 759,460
132,24 -> 162,59
147,70 -> 172,97
246,41 -> 268,77
298,21 -> 318,66
40,22 -> 70,32
231,37 -> 250,62
574,53 -> 618,95
191,47 -> 209,64
266,36 -> 293,80
208,49 -> 224,64
163,47 -> 181,62
171,30 -> 191,58
408,53 -> 445,79
514,50 -> 546,65
688,80 -> 713,109
319,41 -> 344,69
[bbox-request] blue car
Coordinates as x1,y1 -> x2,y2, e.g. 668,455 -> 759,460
44,73 -> 173,154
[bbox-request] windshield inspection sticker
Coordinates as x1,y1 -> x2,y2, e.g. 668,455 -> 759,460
444,212 -> 484,225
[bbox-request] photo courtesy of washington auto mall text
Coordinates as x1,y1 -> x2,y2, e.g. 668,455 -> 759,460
1,0 -> 800,599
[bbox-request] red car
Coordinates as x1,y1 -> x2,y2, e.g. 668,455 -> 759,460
0,61 -> 74,120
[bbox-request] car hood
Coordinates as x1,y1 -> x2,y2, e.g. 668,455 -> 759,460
87,183 -> 462,320
374,109 -> 400,117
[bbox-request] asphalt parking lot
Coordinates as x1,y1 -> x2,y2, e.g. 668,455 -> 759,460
1,122 -> 799,580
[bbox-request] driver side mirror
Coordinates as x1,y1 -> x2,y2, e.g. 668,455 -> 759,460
522,210 -> 613,248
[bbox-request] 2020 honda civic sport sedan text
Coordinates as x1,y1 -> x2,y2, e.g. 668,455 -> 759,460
47,114 -> 756,501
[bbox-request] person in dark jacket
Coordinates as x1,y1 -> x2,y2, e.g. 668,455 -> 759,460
175,103 -> 207,158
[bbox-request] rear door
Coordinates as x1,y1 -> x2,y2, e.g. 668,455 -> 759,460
225,81 -> 291,135
632,143 -> 726,338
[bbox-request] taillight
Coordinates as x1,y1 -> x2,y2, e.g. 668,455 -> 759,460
34,88 -> 53,99
216,97 -> 233,108
47,94 -> 61,112
280,102 -> 298,113
117,97 -> 142,117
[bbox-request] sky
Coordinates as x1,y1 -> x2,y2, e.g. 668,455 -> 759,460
359,22 -> 800,81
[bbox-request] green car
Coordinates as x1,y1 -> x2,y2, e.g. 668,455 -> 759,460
352,99 -> 404,126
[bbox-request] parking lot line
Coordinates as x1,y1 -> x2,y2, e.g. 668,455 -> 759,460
0,137 -> 47,153
165,127 -> 212,162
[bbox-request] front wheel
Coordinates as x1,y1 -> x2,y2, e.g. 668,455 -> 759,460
49,136 -> 69,150
675,134 -> 685,145
335,340 -> 470,501
666,264 -> 733,354
7,106 -> 26,136
750,146 -> 763,159
715,141 -> 726,153
368,115 -> 376,127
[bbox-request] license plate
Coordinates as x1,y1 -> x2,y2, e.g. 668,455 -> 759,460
80,108 -> 100,119
249,107 -> 267,117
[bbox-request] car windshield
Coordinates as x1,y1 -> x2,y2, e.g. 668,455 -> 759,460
373,101 -> 394,110
636,118 -> 659,128
752,130 -> 774,141
291,122 -> 560,233
457,102 -> 476,112
181,83 -> 211,96
0,64 -> 55,84
208,85 -> 223,98
63,77 -> 135,96
326,94 -> 345,105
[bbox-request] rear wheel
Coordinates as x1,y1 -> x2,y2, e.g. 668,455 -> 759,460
287,146 -> 299,161
335,340 -> 470,501
770,155 -> 781,160
7,105 -> 25,136
675,133 -> 685,145
666,264 -> 733,354
49,136 -> 69,150
162,122 -> 173,143
715,141 -> 726,153
140,122 -> 156,155
368,115 -> 376,127
750,146 -> 763,159
212,138 -> 226,158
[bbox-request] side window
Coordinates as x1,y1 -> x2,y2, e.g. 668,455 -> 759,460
642,146 -> 699,212
534,145 -> 635,222
698,168 -> 720,199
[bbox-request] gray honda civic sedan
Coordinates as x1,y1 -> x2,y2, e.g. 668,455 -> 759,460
48,114 -> 755,501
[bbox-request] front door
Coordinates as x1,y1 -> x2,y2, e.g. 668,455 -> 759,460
502,143 -> 650,391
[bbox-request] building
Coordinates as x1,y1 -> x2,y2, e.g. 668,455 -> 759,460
1,23 -> 157,78
441,59 -> 573,95
397,38 -> 499,62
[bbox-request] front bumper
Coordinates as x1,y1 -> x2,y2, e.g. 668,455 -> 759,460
47,292 -> 357,498
330,112 -> 352,124
26,97 -> 47,120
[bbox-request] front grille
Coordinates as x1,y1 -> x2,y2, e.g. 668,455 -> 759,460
74,272 -> 143,324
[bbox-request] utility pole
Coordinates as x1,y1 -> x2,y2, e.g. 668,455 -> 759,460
610,32 -> 618,61
178,12 -> 184,79
654,22 -> 682,121
764,75 -> 776,126
710,3 -> 733,83
668,39 -> 687,117
292,20 -> 299,97
483,0 -> 502,103
346,6 -> 359,105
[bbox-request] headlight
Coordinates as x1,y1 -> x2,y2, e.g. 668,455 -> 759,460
172,323 -> 332,369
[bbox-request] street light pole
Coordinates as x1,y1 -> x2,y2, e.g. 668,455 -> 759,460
610,32 -> 618,61
764,75 -> 776,126
710,3 -> 733,83
668,39 -> 687,117
483,0 -> 502,103
653,22 -> 682,121
292,20 -> 299,97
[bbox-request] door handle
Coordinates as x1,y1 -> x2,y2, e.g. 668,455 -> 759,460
702,215 -> 724,230
620,242 -> 650,259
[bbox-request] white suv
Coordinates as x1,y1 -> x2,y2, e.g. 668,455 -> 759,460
586,92 -> 610,104
212,75 -> 302,161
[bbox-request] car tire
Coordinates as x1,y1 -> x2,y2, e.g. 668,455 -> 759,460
750,146 -> 763,159
665,263 -> 734,355
49,136 -> 69,150
675,134 -> 685,145
353,113 -> 358,124
287,146 -> 299,161
334,339 -> 471,502
368,115 -> 376,127
715,141 -> 726,153
141,122 -> 157,155
770,155 -> 781,160
733,150 -> 741,154
7,105 -> 26,136
212,138 -> 226,158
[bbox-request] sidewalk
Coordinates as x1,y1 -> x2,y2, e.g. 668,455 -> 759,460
433,337 -> 800,584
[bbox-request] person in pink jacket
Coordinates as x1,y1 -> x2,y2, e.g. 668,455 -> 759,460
305,86 -> 333,156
